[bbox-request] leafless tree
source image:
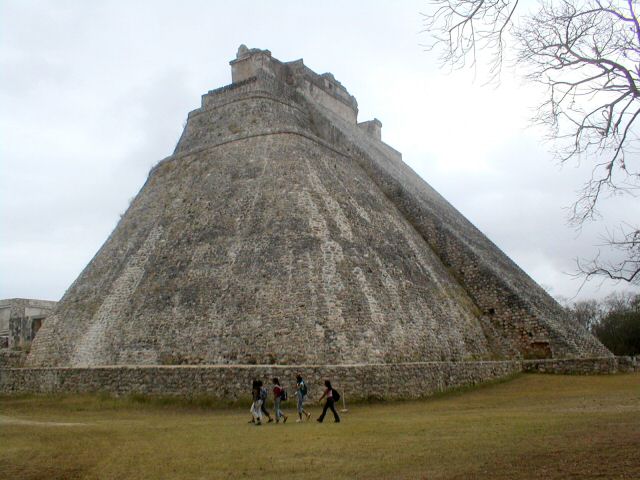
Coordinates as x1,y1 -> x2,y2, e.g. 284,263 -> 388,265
571,298 -> 603,330
601,289 -> 640,311
423,0 -> 640,285
422,0 -> 520,77
576,225 -> 640,283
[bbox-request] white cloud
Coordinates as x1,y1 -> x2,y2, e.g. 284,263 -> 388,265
1,0 -> 637,302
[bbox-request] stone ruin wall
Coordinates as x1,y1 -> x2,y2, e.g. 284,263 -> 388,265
30,125 -> 496,366
1,357 -> 636,399
0,361 -> 523,400
0,299 -> 56,368
0,47 -> 631,401
311,86 -> 606,359
24,46 -> 610,374
522,356 -> 638,374
226,48 -> 606,360
214,50 -> 608,360
297,101 -> 609,360
0,299 -> 57,350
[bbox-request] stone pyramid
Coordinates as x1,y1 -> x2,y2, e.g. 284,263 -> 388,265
27,46 -> 610,368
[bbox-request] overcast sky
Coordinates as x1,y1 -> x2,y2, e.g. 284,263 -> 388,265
2,0 -> 638,303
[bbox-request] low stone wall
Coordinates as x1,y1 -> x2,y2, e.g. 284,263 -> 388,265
0,349 -> 27,368
616,356 -> 639,373
0,361 -> 520,400
521,356 -> 638,374
3,357 -> 636,399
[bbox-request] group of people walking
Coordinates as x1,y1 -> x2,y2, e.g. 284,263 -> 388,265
249,374 -> 341,425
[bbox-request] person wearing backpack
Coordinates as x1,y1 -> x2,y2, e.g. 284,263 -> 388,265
249,379 -> 263,425
258,380 -> 273,423
272,377 -> 288,423
316,379 -> 340,423
295,374 -> 312,422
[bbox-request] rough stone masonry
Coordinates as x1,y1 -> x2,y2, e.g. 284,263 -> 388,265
23,46 -> 610,382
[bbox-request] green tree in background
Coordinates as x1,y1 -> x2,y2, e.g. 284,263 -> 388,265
563,292 -> 640,354
592,293 -> 640,355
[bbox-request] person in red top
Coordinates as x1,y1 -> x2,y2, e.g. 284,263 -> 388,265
317,379 -> 340,423
272,377 -> 288,423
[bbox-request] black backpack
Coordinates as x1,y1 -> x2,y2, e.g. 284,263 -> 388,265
280,388 -> 288,401
332,388 -> 340,402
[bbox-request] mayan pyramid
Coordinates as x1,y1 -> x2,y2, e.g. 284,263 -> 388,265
27,46 -> 610,368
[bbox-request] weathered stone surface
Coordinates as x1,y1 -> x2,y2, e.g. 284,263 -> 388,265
0,350 -> 28,368
522,356 -> 638,374
0,298 -> 56,351
616,355 -> 639,372
1,361 -> 521,400
4,357 -> 634,398
26,47 -> 610,370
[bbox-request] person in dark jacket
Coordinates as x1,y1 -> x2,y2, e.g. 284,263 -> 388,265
316,379 -> 340,423
258,380 -> 273,423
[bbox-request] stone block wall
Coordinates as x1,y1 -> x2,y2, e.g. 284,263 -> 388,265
176,92 -> 311,156
0,298 -> 57,350
3,357 -> 636,398
0,350 -> 28,368
27,46 -> 611,369
358,119 -> 382,140
0,361 -> 520,400
301,97 -> 610,361
521,356 -> 638,374
616,355 -> 639,372
228,46 -> 357,124
29,116 -> 501,366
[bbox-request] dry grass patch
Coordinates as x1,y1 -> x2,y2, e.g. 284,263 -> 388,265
1,373 -> 638,479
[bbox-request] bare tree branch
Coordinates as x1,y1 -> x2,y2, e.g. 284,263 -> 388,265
423,0 -> 640,285
421,0 -> 520,80
576,224 -> 640,284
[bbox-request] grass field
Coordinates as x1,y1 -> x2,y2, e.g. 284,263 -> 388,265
1,373 -> 639,480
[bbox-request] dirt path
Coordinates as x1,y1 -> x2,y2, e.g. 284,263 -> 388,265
0,415 -> 90,427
